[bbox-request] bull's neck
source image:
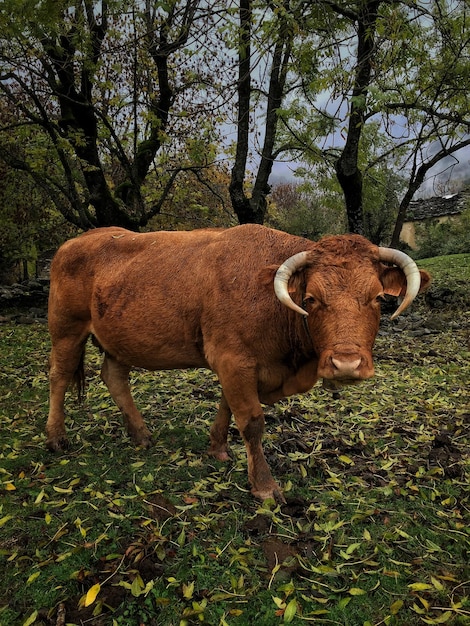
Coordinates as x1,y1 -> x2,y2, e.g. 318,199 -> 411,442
284,309 -> 316,369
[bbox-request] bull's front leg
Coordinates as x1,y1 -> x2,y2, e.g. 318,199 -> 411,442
100,354 -> 152,448
240,410 -> 285,502
216,361 -> 285,502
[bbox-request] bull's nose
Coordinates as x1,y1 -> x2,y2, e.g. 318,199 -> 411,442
331,357 -> 362,377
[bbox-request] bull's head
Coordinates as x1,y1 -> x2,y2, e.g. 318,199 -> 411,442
273,235 -> 430,384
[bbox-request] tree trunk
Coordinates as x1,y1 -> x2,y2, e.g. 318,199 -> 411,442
229,0 -> 258,223
334,0 -> 381,235
335,164 -> 364,234
230,0 -> 292,225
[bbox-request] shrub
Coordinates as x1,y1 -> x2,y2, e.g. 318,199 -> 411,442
414,208 -> 470,258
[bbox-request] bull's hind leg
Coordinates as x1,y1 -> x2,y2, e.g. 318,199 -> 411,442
208,392 -> 232,461
47,333 -> 88,451
100,354 -> 152,448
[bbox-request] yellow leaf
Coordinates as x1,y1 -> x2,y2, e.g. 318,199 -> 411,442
421,611 -> 453,624
53,486 -> 73,494
349,587 -> 367,596
416,596 -> 430,611
0,515 -> 14,527
272,596 -> 285,609
27,571 -> 40,585
131,574 -> 145,597
22,611 -> 38,626
84,583 -> 101,607
412,602 -> 426,615
390,599 -> 403,614
131,461 -> 145,469
338,455 -> 354,465
34,489 -> 45,504
431,576 -> 444,591
408,582 -> 433,591
284,598 -> 298,623
5,482 -> 16,491
143,580 -> 154,595
346,542 -> 361,555
182,581 -> 194,599
363,529 -> 371,541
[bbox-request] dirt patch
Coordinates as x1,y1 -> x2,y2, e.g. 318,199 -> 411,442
428,432 -> 464,478
144,492 -> 178,521
262,537 -> 300,580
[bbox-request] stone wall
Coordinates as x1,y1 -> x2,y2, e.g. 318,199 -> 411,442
0,278 -> 49,324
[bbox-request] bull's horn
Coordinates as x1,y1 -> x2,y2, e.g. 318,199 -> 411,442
274,251 -> 309,316
378,247 -> 421,320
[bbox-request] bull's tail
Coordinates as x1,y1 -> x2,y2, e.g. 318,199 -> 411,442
71,345 -> 87,403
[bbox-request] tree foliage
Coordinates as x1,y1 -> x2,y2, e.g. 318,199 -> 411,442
0,0 -> 229,230
268,180 -> 345,240
0,137 -> 73,282
0,0 -> 470,240
279,0 -> 470,239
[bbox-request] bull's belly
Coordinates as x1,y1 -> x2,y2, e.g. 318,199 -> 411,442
90,323 -> 208,371
120,350 -> 207,371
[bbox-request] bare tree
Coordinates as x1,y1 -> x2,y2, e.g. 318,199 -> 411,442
229,0 -> 295,224
0,0 -> 226,229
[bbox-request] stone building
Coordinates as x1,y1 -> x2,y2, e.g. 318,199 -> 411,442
400,189 -> 470,249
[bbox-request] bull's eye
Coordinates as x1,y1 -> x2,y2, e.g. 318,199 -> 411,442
303,294 -> 315,306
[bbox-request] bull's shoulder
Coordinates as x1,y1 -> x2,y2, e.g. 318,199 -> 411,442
219,224 -> 311,255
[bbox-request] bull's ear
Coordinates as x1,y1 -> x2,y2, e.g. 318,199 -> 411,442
258,265 -> 302,294
259,265 -> 278,286
382,267 -> 431,297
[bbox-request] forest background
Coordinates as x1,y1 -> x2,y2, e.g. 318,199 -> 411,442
1,0 -> 470,280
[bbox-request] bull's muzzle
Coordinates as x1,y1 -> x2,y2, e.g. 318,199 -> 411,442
332,357 -> 361,376
318,351 -> 374,383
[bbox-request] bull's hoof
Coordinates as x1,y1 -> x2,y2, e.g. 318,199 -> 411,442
207,446 -> 231,461
132,432 -> 153,449
252,484 -> 286,504
273,488 -> 287,505
45,435 -> 70,452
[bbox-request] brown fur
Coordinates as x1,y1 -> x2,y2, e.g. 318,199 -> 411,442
46,224 -> 430,501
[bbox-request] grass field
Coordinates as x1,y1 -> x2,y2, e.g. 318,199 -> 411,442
0,254 -> 469,626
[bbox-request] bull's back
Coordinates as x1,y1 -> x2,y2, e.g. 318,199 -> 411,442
48,227 -> 227,368
48,225 -> 307,370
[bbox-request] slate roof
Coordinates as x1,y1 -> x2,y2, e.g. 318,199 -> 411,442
406,190 -> 470,221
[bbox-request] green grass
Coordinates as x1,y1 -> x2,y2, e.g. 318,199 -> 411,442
0,254 -> 469,626
418,253 -> 470,281
418,253 -> 470,310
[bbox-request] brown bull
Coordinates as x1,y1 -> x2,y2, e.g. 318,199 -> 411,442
46,224 -> 430,501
